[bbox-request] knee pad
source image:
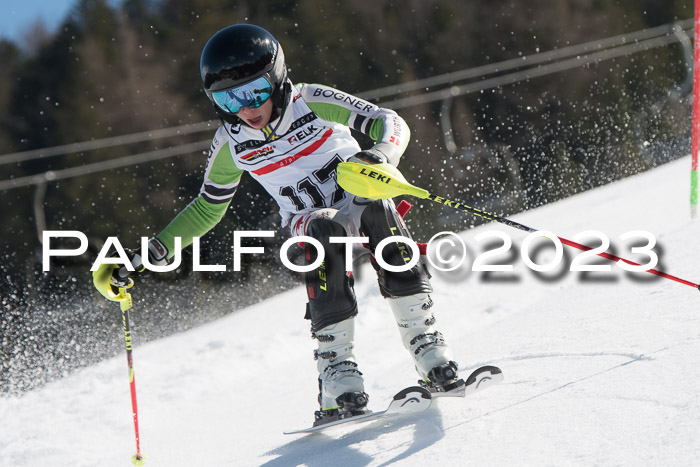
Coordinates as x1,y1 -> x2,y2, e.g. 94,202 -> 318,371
304,217 -> 358,332
360,199 -> 432,298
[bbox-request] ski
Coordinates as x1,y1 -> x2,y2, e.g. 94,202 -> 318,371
284,386 -> 432,435
284,366 -> 502,434
428,365 -> 504,398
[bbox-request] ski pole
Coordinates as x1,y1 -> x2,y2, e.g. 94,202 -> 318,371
337,161 -> 699,290
114,278 -> 146,466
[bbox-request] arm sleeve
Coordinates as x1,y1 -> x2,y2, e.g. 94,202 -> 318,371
298,83 -> 411,165
156,128 -> 244,258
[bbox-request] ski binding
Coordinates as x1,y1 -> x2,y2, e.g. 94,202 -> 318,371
428,365 -> 503,398
284,386 -> 432,434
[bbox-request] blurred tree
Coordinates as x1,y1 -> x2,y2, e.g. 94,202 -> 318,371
0,39 -> 20,152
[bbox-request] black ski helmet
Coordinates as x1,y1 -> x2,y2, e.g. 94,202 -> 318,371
200,24 -> 290,125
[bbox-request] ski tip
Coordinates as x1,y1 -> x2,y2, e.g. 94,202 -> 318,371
465,365 -> 504,388
481,365 -> 502,375
393,386 -> 432,401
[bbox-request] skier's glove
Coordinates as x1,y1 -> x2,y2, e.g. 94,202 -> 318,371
348,147 -> 388,166
109,238 -> 169,289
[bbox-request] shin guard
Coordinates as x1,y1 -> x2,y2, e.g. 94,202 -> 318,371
304,217 -> 358,333
360,199 -> 432,298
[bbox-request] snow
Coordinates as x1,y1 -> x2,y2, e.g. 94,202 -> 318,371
2,156 -> 699,467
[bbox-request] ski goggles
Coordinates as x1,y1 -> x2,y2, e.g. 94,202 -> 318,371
211,76 -> 273,114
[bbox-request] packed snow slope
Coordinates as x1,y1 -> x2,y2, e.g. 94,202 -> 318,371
2,156 -> 699,467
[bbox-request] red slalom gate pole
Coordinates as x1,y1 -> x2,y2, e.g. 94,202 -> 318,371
692,0 -> 700,218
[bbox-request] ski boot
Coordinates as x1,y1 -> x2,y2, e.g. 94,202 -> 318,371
312,317 -> 370,426
390,293 -> 465,395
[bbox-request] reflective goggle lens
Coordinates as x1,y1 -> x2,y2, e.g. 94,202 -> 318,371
211,76 -> 273,114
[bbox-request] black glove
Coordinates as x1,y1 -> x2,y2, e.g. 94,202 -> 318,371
109,238 -> 168,289
109,248 -> 142,289
348,147 -> 388,165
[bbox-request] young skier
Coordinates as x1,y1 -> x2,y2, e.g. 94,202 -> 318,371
94,24 -> 462,425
